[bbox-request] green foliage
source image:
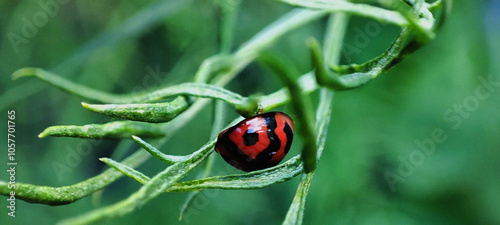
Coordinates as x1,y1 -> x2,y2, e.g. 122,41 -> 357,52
2,1 -> 492,225
259,53 -> 318,173
38,121 -> 165,139
82,97 -> 190,123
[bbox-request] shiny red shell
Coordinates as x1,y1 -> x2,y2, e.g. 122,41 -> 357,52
215,112 -> 294,172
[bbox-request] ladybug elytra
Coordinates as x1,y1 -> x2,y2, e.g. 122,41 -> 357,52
215,111 -> 294,172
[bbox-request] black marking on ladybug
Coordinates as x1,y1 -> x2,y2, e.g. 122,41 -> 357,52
243,129 -> 259,146
221,129 -> 252,164
283,122 -> 293,154
255,113 -> 281,163
215,111 -> 294,172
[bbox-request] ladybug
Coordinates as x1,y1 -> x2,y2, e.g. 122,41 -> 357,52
215,111 -> 294,172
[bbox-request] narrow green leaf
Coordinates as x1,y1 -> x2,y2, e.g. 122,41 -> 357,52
329,27 -> 411,76
259,54 -> 317,173
309,24 -> 411,91
178,192 -> 199,221
12,68 -> 124,103
1,7 -> 331,220
0,150 -> 150,206
38,121 -> 165,139
14,68 -> 263,117
105,154 -> 303,192
179,101 -> 226,220
283,12 -> 345,225
139,82 -> 247,104
212,0 -> 241,53
82,96 -> 190,123
168,156 -> 302,192
0,95 -> 214,206
99,158 -> 150,184
283,173 -> 313,225
13,68 -> 249,105
132,136 -> 188,163
58,140 -> 216,225
322,11 -> 349,67
90,140 -> 138,206
376,0 -> 435,41
284,89 -> 335,225
309,38 -> 358,90
275,0 -> 409,27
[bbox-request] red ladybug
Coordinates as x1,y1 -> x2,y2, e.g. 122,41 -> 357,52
215,111 -> 294,172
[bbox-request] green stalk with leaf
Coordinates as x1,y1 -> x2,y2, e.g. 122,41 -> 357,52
1,0 -> 450,224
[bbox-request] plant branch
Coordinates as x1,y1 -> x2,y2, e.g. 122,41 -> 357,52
81,96 -> 190,123
275,0 -> 408,26
259,54 -> 317,173
132,136 -> 189,163
283,12 -> 346,225
38,121 -> 165,139
58,140 -> 216,225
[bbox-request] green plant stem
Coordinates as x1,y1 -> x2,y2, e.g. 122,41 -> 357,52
179,100 -> 226,220
310,25 -> 411,91
283,12 -> 346,225
38,121 -> 165,139
376,0 -> 434,41
0,96 -> 208,205
0,9 -> 330,208
275,0 -> 408,26
329,27 -> 411,76
100,158 -> 150,184
81,96 -> 190,123
216,0 -> 240,53
0,149 -> 150,206
49,9 -> 329,223
259,54 -> 317,173
168,156 -> 302,191
132,136 -> 189,163
13,10 -> 326,122
12,68 -> 247,105
0,0 -> 448,222
58,140 -> 216,225
84,154 -> 303,192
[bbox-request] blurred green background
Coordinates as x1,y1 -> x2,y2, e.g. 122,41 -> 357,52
1,0 -> 499,224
